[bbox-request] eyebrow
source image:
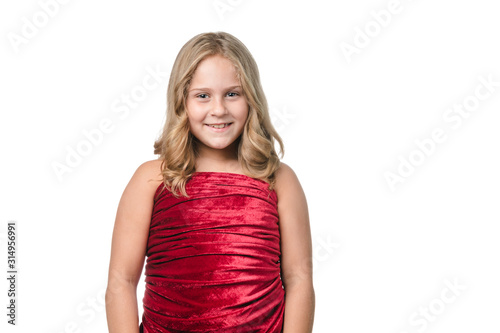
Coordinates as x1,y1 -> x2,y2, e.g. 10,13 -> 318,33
188,85 -> 242,92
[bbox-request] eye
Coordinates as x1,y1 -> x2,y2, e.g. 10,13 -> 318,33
196,93 -> 209,99
227,92 -> 239,97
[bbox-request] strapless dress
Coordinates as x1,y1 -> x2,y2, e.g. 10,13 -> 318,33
140,172 -> 285,332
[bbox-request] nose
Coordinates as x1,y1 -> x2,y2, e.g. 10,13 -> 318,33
211,96 -> 227,116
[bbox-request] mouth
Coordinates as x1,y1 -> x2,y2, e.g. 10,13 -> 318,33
205,122 -> 233,129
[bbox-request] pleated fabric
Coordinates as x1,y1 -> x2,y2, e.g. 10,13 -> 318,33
140,172 -> 285,332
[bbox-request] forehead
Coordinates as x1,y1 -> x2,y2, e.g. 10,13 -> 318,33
191,55 -> 239,82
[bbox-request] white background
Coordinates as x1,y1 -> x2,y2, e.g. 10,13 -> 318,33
1,0 -> 499,332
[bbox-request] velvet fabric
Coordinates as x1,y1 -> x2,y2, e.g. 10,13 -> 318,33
140,172 -> 285,332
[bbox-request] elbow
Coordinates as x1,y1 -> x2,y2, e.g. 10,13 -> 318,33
105,271 -> 138,306
283,277 -> 314,298
282,269 -> 314,292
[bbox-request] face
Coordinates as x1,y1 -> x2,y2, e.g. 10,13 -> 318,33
185,54 -> 249,159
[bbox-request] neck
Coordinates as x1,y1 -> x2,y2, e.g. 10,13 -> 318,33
194,139 -> 241,172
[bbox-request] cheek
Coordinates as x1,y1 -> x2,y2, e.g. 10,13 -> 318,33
186,103 -> 205,123
239,104 -> 250,122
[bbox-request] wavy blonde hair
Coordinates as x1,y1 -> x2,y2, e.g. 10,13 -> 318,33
153,31 -> 284,198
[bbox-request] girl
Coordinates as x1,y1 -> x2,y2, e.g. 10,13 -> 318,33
105,32 -> 315,333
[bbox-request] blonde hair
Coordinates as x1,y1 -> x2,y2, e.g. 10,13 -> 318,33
153,31 -> 284,198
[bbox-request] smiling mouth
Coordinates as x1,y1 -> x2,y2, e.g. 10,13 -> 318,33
206,123 -> 232,128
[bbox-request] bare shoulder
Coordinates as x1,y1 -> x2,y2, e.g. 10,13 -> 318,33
136,159 -> 164,181
127,159 -> 164,197
274,162 -> 303,197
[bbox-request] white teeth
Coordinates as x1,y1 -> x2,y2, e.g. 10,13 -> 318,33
208,123 -> 230,128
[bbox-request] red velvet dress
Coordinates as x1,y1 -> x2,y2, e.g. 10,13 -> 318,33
140,172 -> 285,332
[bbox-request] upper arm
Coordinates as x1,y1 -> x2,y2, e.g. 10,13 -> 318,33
107,159 -> 163,289
275,163 -> 314,290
